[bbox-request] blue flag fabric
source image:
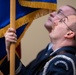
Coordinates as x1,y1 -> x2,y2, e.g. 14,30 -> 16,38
0,0 -> 57,64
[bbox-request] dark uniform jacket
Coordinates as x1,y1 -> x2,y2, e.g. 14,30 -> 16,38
1,44 -> 76,75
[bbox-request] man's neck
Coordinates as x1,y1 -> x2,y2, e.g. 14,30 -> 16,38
51,39 -> 74,51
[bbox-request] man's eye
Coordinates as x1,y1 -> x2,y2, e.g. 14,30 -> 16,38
59,18 -> 66,23
63,19 -> 66,22
57,10 -> 61,14
57,9 -> 62,14
59,19 -> 63,22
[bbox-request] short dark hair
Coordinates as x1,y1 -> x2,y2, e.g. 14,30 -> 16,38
67,5 -> 76,15
70,22 -> 76,42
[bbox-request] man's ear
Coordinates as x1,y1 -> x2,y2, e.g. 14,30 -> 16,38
64,31 -> 75,39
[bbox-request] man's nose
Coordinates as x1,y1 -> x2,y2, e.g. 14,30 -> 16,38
53,20 -> 58,26
50,12 -> 56,17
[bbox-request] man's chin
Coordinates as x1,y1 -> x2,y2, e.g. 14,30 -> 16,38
45,27 -> 52,33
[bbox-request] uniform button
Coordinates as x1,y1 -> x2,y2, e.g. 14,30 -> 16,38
45,53 -> 48,56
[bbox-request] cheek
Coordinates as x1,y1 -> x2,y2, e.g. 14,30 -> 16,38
55,27 -> 65,34
50,26 -> 67,37
55,27 -> 67,37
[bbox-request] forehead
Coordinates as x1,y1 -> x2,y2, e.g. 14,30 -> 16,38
59,6 -> 71,11
58,6 -> 75,15
66,15 -> 76,25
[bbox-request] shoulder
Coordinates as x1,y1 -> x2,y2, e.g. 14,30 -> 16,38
43,54 -> 76,75
52,54 -> 75,68
52,54 -> 75,63
50,54 -> 75,70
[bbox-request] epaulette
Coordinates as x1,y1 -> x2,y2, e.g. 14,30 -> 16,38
43,53 -> 76,75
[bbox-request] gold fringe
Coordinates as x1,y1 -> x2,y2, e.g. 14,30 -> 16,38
0,10 -> 38,38
16,21 -> 33,47
19,0 -> 57,10
0,1 -> 57,64
0,9 -> 52,38
0,51 -> 20,65
0,21 -> 32,64
0,56 -> 7,65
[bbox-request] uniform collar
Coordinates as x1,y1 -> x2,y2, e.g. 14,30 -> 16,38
50,46 -> 76,56
48,43 -> 53,50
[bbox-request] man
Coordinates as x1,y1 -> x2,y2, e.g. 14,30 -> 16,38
1,5 -> 76,75
42,15 -> 76,75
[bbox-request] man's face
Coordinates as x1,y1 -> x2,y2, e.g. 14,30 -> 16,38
49,15 -> 76,40
44,5 -> 75,33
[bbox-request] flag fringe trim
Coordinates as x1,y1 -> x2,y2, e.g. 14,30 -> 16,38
0,22 -> 32,65
0,56 -> 7,65
0,0 -> 57,65
19,0 -> 57,10
16,21 -> 32,48
0,9 -> 54,38
0,51 -> 21,65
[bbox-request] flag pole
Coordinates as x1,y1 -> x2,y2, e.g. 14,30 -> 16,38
10,0 -> 16,75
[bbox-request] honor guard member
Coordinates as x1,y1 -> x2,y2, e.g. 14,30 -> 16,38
1,5 -> 76,75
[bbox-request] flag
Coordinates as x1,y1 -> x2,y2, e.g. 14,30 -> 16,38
0,0 -> 57,65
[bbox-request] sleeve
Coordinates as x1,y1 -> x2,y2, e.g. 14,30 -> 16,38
0,57 -> 10,74
0,54 -> 25,75
43,55 -> 74,75
0,44 -> 49,75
